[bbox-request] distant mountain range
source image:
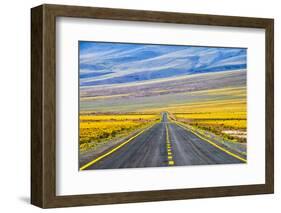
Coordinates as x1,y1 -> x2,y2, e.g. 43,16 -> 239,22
79,41 -> 247,87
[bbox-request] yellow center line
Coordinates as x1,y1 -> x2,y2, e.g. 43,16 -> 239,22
165,123 -> 175,166
168,161 -> 175,165
80,122 -> 157,171
173,120 -> 247,163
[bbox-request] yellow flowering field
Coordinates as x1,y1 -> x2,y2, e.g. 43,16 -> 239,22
80,113 -> 160,152
172,94 -> 247,142
80,114 -> 159,121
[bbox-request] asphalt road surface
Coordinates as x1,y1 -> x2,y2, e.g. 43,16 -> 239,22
83,113 -> 243,170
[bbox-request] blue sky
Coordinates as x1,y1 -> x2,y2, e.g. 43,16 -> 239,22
79,41 -> 246,87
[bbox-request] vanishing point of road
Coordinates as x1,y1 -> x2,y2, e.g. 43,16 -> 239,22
81,113 -> 245,170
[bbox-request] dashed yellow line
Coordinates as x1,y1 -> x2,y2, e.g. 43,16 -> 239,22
80,123 -> 156,171
165,124 -> 175,166
174,120 -> 247,163
168,161 -> 175,165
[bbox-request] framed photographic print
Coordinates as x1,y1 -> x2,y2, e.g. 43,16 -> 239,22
31,4 -> 274,208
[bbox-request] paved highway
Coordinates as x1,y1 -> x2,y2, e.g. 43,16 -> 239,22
82,113 -> 244,170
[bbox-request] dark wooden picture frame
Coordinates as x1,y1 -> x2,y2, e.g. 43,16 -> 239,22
31,4 -> 274,208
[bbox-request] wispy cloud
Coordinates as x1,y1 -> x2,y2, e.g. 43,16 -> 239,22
79,41 -> 246,87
